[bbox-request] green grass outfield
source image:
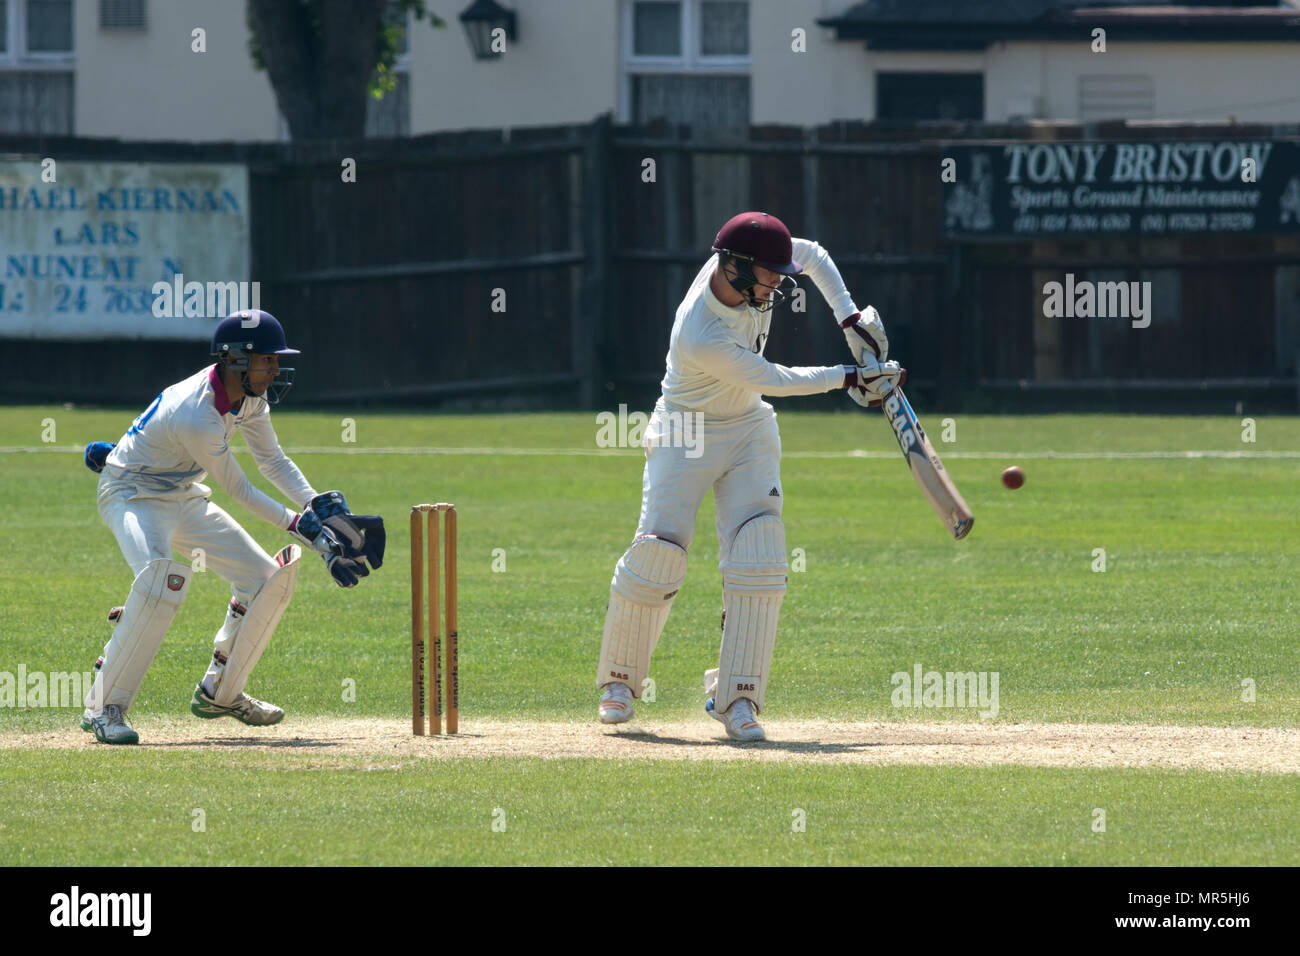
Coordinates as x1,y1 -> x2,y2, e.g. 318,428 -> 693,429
2,752 -> 1295,866
1,406 -> 1297,865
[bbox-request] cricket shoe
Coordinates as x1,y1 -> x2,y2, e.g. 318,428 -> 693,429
598,682 -> 635,724
87,704 -> 139,745
706,696 -> 766,742
190,684 -> 284,726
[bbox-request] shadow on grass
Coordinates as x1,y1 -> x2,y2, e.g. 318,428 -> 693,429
144,736 -> 341,749
142,731 -> 487,749
605,727 -> 979,756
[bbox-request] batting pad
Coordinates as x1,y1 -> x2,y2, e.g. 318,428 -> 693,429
211,545 -> 301,706
715,514 -> 787,714
597,535 -> 687,698
84,559 -> 192,714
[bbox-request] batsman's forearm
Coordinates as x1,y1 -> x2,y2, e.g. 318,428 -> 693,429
791,238 -> 858,323
694,340 -> 849,395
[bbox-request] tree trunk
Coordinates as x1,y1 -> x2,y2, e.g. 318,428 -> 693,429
247,0 -> 386,140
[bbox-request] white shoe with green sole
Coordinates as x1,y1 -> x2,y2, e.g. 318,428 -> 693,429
190,684 -> 284,726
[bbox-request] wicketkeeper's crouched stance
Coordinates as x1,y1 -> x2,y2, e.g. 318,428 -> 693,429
596,212 -> 902,741
81,311 -> 385,744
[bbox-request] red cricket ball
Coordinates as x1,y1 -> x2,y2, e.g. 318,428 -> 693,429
1001,466 -> 1025,490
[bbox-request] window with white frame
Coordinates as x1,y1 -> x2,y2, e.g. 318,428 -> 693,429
0,0 -> 75,134
1,0 -> 74,59
621,0 -> 751,131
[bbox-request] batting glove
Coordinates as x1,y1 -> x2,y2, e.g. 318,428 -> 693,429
842,306 -> 889,364
845,361 -> 905,407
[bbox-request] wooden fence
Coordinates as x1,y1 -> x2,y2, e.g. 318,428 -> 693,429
3,117 -> 1298,411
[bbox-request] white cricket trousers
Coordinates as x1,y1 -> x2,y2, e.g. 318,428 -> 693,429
635,399 -> 783,559
97,477 -> 280,606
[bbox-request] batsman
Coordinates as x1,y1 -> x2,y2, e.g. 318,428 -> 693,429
80,310 -> 385,744
596,212 -> 902,740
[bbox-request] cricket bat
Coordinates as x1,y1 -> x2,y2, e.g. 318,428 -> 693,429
877,387 -> 974,540
851,324 -> 974,540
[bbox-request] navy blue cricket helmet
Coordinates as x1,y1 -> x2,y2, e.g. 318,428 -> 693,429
211,310 -> 299,405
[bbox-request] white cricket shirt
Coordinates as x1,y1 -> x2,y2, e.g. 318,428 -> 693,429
660,237 -> 859,419
102,365 -> 316,528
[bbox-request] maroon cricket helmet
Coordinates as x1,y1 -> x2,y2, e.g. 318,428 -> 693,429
711,211 -> 802,275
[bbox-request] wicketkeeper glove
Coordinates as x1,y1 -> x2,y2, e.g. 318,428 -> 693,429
290,491 -> 386,588
302,490 -> 386,569
323,552 -> 369,588
287,514 -> 368,588
288,509 -> 345,556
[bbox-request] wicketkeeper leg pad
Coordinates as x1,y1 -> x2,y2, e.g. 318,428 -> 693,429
208,545 -> 301,707
597,535 -> 687,698
84,559 -> 192,714
715,514 -> 787,715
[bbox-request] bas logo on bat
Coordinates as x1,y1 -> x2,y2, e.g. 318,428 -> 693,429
869,384 -> 974,540
883,394 -> 917,451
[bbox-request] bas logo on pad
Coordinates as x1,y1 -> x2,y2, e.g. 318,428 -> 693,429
166,574 -> 185,591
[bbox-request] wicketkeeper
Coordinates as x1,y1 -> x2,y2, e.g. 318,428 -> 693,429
80,310 -> 385,744
596,211 -> 902,741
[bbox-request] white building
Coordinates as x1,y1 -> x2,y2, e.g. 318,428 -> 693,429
2,0 -> 1299,140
